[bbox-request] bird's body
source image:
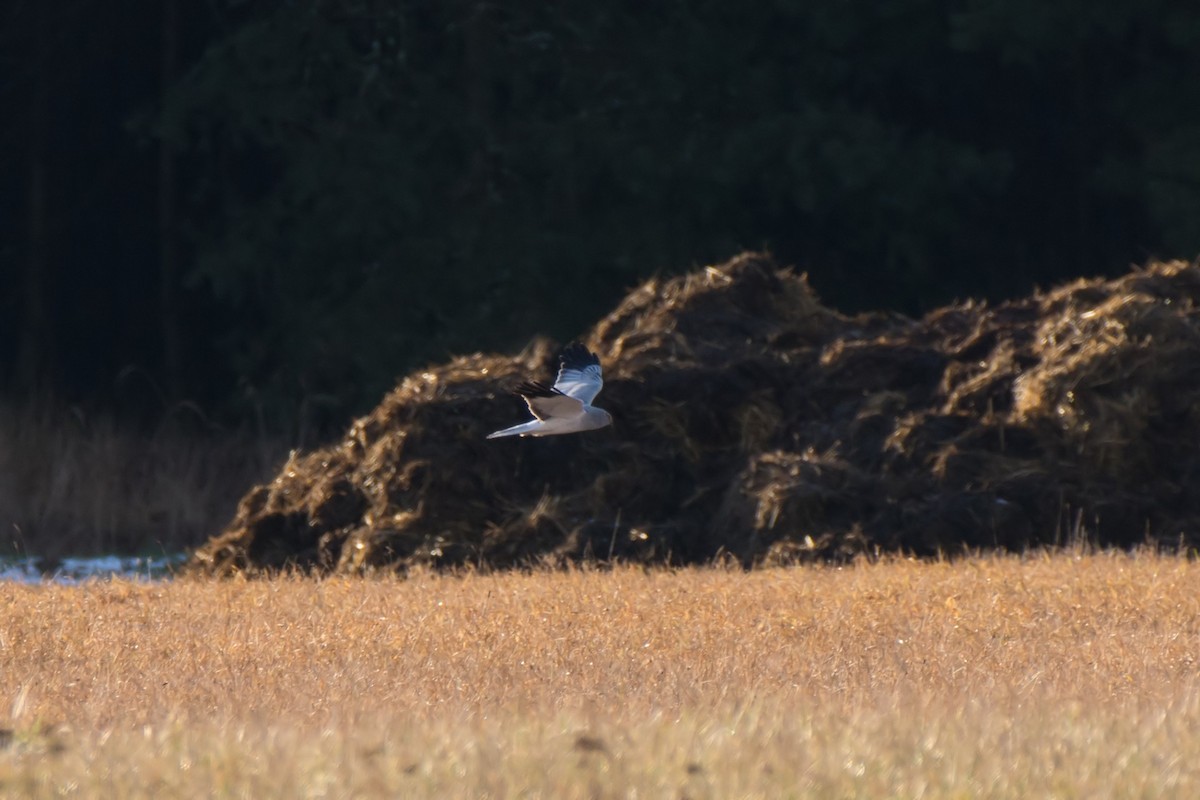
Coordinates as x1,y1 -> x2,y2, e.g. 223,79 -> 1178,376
487,343 -> 612,439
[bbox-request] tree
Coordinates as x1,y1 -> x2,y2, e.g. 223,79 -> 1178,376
153,0 -> 1200,427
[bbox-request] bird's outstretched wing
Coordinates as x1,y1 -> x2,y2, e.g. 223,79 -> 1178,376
552,343 -> 604,406
514,380 -> 585,421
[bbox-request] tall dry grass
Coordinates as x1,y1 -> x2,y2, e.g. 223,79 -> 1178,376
0,402 -> 287,560
2,552 -> 1200,797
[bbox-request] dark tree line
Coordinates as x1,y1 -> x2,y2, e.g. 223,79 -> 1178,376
1,0 -> 217,417
4,0 -> 1200,431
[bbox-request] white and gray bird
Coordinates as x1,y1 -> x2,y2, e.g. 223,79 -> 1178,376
486,343 -> 613,439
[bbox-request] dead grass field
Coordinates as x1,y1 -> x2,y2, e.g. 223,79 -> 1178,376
2,551 -> 1200,797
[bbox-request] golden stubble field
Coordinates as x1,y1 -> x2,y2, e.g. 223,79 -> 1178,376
2,551 -> 1200,798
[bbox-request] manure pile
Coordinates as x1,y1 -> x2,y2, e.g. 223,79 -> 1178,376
191,253 -> 1200,574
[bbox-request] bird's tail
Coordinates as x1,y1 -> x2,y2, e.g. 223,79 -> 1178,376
486,421 -> 540,439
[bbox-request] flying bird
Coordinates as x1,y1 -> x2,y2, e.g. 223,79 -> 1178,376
487,343 -> 613,439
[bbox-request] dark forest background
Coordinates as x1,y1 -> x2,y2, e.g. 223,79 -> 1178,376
4,0 -> 1200,436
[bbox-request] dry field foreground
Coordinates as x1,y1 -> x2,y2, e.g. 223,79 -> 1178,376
2,553 -> 1200,798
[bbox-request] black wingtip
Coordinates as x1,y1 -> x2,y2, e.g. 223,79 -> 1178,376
560,341 -> 599,369
513,380 -> 560,398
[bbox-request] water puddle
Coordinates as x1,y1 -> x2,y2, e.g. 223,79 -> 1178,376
0,554 -> 188,584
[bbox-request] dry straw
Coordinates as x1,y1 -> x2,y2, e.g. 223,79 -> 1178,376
192,254 -> 1200,575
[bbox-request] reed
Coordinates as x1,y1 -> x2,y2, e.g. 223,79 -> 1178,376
0,401 -> 286,560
